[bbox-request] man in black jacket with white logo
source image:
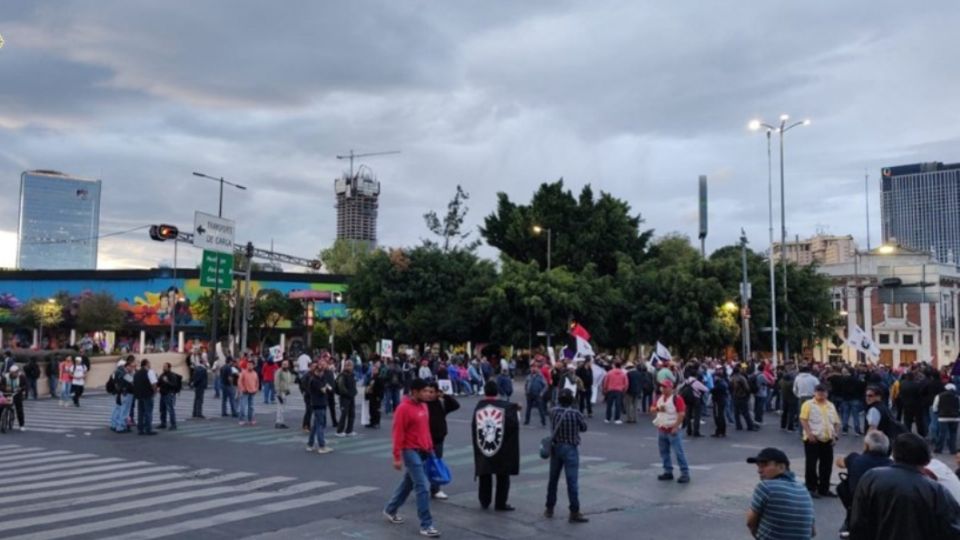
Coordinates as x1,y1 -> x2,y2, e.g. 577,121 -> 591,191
472,380 -> 520,511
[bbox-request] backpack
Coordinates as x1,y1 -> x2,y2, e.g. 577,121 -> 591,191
105,376 -> 117,395
679,381 -> 696,403
526,374 -> 546,398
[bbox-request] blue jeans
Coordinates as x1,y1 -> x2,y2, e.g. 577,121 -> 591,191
724,396 -> 734,423
111,394 -> 133,431
936,421 -> 959,454
262,382 -> 275,404
384,387 -> 401,414
525,396 -> 547,425
658,430 -> 689,475
605,391 -> 623,421
59,381 -> 71,403
841,400 -> 862,433
137,397 -> 154,434
754,395 -> 767,423
384,449 -> 433,529
242,393 -> 255,422
221,387 -> 237,417
48,376 -> 58,398
159,394 -> 177,427
308,407 -> 327,448
213,376 -> 222,398
930,410 -> 941,441
546,443 -> 580,512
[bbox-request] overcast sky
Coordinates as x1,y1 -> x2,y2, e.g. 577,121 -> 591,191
1,1 -> 958,270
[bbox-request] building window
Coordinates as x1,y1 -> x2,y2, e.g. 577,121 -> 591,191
902,334 -> 915,345
878,333 -> 891,345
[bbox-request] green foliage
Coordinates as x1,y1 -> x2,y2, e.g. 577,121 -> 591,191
18,299 -> 63,328
423,184 -> 481,252
76,292 -> 125,333
250,289 -> 304,344
192,290 -> 231,337
320,239 -> 374,275
348,245 -> 497,344
480,179 -> 653,276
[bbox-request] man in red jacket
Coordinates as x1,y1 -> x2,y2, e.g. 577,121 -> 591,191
383,379 -> 440,537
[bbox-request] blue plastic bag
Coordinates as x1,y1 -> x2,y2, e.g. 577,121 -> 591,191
424,454 -> 452,486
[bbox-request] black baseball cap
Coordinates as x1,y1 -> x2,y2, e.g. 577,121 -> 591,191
746,447 -> 790,466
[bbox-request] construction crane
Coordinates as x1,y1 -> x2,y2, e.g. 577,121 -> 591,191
336,149 -> 400,178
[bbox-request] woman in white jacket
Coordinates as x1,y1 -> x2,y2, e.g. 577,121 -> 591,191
70,357 -> 86,407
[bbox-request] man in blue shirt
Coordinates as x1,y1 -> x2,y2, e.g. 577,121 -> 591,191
746,447 -> 815,540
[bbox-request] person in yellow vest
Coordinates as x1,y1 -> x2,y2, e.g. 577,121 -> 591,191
799,383 -> 840,498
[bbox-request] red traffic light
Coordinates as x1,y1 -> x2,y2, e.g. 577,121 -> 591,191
149,224 -> 179,242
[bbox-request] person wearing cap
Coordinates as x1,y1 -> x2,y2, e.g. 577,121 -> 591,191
652,379 -> 690,483
1,364 -> 28,431
799,383 -> 840,498
933,383 -> 960,454
745,447 -> 815,540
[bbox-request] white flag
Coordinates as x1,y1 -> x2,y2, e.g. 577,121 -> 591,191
656,341 -> 672,361
575,336 -> 595,358
846,325 -> 880,358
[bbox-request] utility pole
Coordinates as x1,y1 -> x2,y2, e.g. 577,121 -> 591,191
865,169 -> 871,251
740,229 -> 752,363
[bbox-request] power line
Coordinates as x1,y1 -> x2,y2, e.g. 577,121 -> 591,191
19,224 -> 151,246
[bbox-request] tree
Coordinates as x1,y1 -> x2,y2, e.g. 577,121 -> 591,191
348,245 -> 497,344
76,292 -> 125,333
319,239 -> 374,275
423,184 -> 480,252
18,298 -> 63,330
481,180 -> 653,276
249,289 -> 303,345
192,290 -> 232,338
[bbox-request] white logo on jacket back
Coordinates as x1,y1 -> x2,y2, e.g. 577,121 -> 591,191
475,404 -> 505,457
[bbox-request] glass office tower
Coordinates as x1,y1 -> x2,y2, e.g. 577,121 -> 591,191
17,170 -> 102,269
881,162 -> 960,263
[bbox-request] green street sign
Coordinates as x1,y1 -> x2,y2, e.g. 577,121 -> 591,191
200,250 -> 234,289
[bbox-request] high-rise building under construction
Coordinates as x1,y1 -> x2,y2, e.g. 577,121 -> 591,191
334,172 -> 380,245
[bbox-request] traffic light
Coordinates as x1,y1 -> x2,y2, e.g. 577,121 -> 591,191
149,224 -> 179,241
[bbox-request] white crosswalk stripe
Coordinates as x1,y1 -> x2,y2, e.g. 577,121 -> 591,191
0,443 -> 377,540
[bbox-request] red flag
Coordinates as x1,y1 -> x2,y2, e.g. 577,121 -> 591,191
569,322 -> 591,342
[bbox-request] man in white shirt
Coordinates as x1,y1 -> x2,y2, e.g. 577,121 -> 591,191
297,352 -> 312,376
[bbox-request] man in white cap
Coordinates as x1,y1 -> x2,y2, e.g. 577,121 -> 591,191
933,383 -> 960,454
1,365 -> 28,430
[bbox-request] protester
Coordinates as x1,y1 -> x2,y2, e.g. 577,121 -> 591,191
23,357 -> 39,400
220,357 -> 238,418
132,359 -> 158,436
70,356 -> 86,407
237,361 -> 259,426
799,383 -> 840,498
849,432 -> 960,539
602,362 -> 628,424
306,361 -> 333,454
652,380 -> 690,483
576,359 -> 594,417
835,432 -> 892,538
274,359 -> 295,429
0,365 -> 28,431
110,357 -> 135,432
190,358 -> 208,419
365,360 -> 384,429
731,367 -> 758,431
157,362 -> 182,430
933,383 -> 960,454
864,385 -> 905,446
426,380 -> 460,500
524,365 -> 549,427
745,447 -> 815,540
624,362 -> 642,423
544,388 -> 589,523
472,380 -> 519,511
383,379 -> 440,537
262,357 -> 278,404
57,356 -> 73,407
711,369 -> 730,438
336,360 -> 358,436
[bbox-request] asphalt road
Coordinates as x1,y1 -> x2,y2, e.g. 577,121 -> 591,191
4,390 -> 854,539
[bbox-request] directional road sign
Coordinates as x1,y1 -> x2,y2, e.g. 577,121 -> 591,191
200,250 -> 234,289
193,211 -> 235,254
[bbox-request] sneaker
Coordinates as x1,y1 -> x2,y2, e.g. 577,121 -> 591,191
614,420 -> 623,425
432,490 -> 449,500
305,446 -> 315,452
604,419 -> 610,424
383,510 -> 405,525
17,426 -> 25,432
316,446 -> 334,454
657,472 -> 674,481
347,431 -> 358,437
238,421 -> 246,426
336,432 -> 346,438
249,420 -> 257,426
419,527 -> 441,537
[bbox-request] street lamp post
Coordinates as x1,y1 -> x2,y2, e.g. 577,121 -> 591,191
749,115 -> 809,365
192,171 -> 247,359
532,225 -> 553,351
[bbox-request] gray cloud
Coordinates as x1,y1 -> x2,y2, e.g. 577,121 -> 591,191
0,1 -> 957,270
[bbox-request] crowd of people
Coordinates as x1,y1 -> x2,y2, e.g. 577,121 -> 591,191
6,344 -> 960,538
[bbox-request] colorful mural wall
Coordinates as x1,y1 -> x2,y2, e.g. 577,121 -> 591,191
0,270 -> 347,329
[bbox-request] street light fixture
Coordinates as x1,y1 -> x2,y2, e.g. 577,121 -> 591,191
532,224 -> 553,352
749,114 -> 810,365
192,171 -> 248,359
877,244 -> 896,255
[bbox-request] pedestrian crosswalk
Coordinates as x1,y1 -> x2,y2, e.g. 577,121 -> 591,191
0,443 -> 377,540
